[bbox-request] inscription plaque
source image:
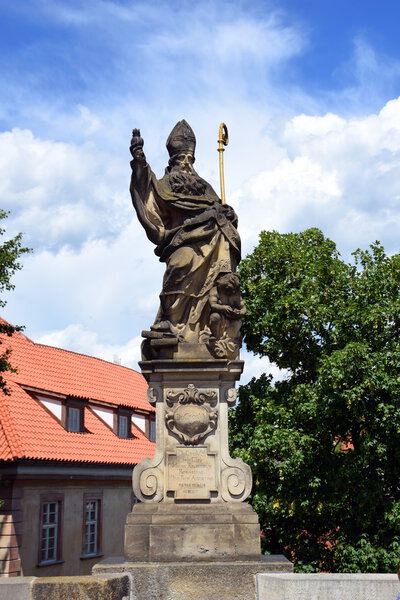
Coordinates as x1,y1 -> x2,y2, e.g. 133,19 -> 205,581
167,446 -> 217,499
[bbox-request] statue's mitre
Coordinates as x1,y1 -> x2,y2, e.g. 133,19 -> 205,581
166,120 -> 196,157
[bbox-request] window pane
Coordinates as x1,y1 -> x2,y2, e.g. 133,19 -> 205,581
83,499 -> 100,556
118,415 -> 128,438
68,406 -> 81,432
41,501 -> 59,563
149,420 -> 156,442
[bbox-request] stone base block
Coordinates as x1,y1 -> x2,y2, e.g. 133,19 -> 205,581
0,577 -> 35,600
257,573 -> 400,600
93,556 -> 292,600
125,501 -> 261,561
28,573 -> 130,600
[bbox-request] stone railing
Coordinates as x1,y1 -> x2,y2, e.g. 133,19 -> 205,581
0,573 -> 130,600
257,573 -> 400,600
1,571 -> 399,600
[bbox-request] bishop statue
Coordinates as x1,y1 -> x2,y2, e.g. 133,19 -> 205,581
130,120 -> 245,360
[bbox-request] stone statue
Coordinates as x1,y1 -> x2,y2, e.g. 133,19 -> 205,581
209,271 -> 245,358
130,120 -> 244,359
124,122 -> 265,574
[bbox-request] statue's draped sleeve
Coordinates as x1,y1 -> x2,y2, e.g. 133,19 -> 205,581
130,160 -> 166,246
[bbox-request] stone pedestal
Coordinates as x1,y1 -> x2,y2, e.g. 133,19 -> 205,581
109,355 -> 293,599
125,502 -> 260,562
125,357 -> 260,561
93,556 -> 292,600
131,358 -> 252,502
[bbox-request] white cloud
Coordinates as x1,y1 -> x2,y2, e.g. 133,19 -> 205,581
324,36 -> 400,114
77,105 -> 102,136
150,11 -> 304,67
0,128 -> 128,249
36,323 -> 142,369
352,37 -> 400,90
34,0 -> 147,27
3,218 -> 163,341
232,96 -> 400,258
241,350 -> 287,385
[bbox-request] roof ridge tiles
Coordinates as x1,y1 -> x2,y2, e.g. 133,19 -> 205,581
0,322 -> 141,375
0,318 -> 35,344
33,342 -> 141,373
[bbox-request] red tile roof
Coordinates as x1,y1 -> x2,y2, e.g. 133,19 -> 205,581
0,323 -> 155,465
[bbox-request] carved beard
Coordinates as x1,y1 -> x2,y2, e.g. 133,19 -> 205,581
168,170 -> 207,196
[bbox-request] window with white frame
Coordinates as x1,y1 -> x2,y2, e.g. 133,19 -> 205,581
39,495 -> 63,565
82,497 -> 101,557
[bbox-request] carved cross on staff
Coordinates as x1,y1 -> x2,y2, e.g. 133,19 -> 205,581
218,123 -> 229,204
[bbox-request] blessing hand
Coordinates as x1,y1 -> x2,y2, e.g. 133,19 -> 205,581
130,128 -> 146,162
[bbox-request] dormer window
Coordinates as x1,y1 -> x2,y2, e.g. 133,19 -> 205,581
62,398 -> 85,433
115,409 -> 132,439
149,419 -> 156,442
118,414 -> 129,438
146,417 -> 156,442
68,406 -> 81,432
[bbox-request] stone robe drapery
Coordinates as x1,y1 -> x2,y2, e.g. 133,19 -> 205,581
130,162 -> 241,343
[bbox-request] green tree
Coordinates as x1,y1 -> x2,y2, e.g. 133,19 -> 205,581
0,210 -> 31,394
230,228 -> 400,572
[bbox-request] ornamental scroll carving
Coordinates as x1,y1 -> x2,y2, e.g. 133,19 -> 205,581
225,387 -> 237,406
165,384 -> 218,445
146,387 -> 158,405
220,457 -> 252,502
132,455 -> 164,503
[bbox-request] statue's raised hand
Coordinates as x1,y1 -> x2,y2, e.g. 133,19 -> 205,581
130,128 -> 146,164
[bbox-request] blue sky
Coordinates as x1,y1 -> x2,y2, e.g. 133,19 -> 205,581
279,1 -> 400,92
1,0 -> 400,381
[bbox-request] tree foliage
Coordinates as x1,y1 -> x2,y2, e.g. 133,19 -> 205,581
0,210 -> 31,394
230,228 -> 400,572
